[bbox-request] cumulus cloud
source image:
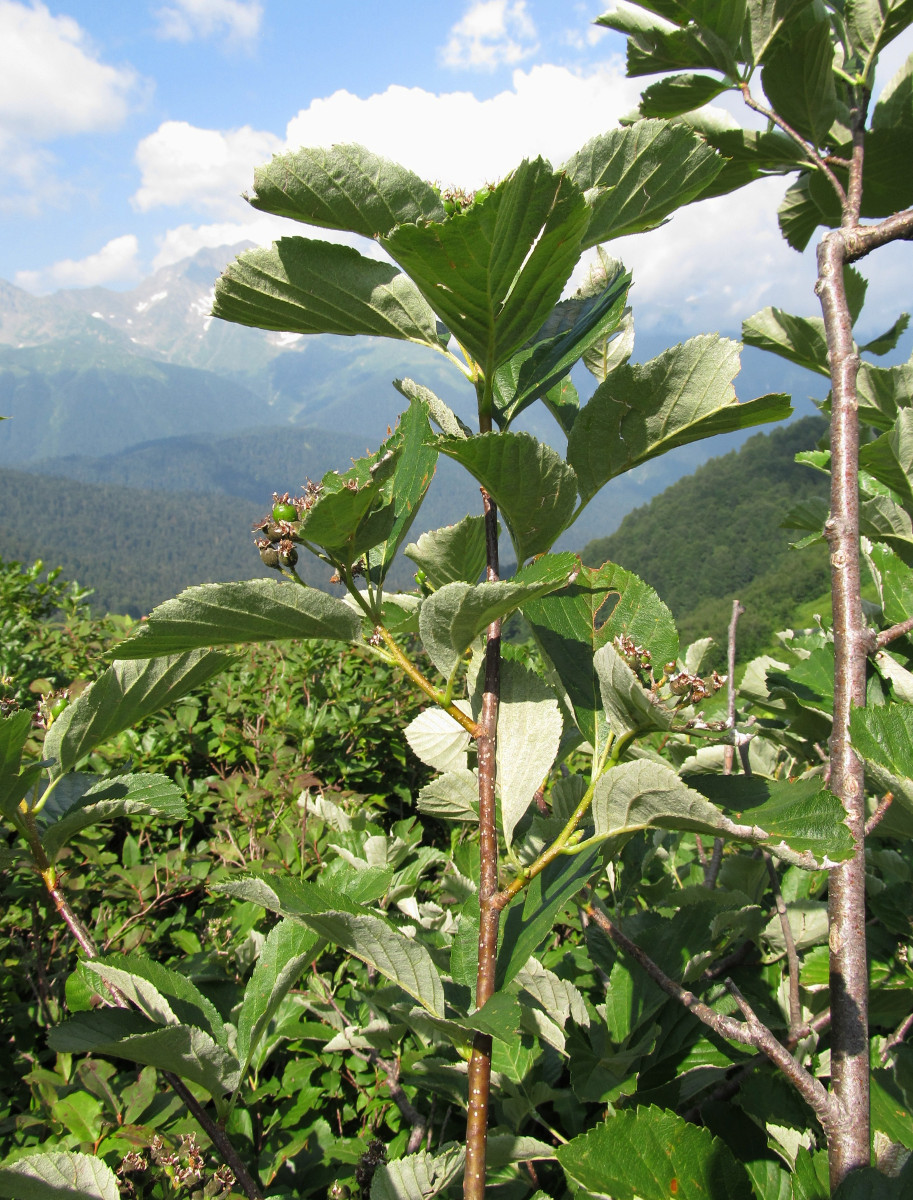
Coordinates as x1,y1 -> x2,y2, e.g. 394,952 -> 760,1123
15,234 -> 142,293
151,216 -> 287,271
132,120 -> 283,215
0,0 -> 138,141
441,0 -> 538,69
154,0 -> 263,44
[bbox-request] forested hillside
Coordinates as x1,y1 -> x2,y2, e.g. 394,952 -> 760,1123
580,415 -> 831,660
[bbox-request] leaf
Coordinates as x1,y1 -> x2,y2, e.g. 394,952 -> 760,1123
44,650 -> 231,777
567,335 -> 791,501
236,920 -> 321,1072
563,121 -> 724,245
594,643 -> 674,740
497,659 -> 562,846
496,844 -> 603,990
491,266 -> 631,427
846,0 -> 913,81
778,172 -> 825,252
583,307 -> 634,383
404,516 -> 487,588
850,702 -> 913,779
83,955 -> 227,1046
870,1068 -> 913,1149
515,957 -> 590,1028
48,1011 -> 240,1096
761,16 -> 837,144
0,710 -> 36,817
866,541 -> 913,625
416,769 -> 479,822
405,708 -> 471,773
858,360 -> 913,430
523,561 -> 679,750
40,774 -> 185,860
557,1105 -> 754,1200
366,398 -> 438,582
371,1146 -> 465,1200
213,237 -> 442,348
113,579 -> 362,658
832,1166 -> 911,1200
439,432 -> 579,562
862,312 -> 911,357
418,554 -> 580,678
245,143 -> 445,237
394,378 -> 472,439
640,72 -> 730,116
382,159 -> 590,377
0,1151 -> 120,1200
859,408 -> 913,509
741,307 -> 830,376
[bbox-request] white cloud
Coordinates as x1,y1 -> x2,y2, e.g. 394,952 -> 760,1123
132,120 -> 283,215
441,0 -> 538,69
0,0 -> 138,141
151,216 -> 286,270
15,234 -> 141,293
154,0 -> 263,43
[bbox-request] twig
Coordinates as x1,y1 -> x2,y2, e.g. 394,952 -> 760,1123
875,616 -> 913,648
738,84 -> 847,203
881,1011 -> 913,1065
865,794 -> 893,836
763,852 -> 804,1036
583,899 -> 837,1134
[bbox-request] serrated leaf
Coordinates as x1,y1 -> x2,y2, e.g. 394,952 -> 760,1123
236,920 -> 321,1071
0,1151 -> 120,1200
859,408 -> 913,509
405,707 -> 471,773
418,554 -> 579,678
39,774 -> 185,860
439,432 -> 579,563
583,307 -> 634,383
394,378 -> 472,439
515,957 -> 590,1028
564,121 -> 724,245
742,307 -> 830,376
382,159 -> 590,377
371,1146 -> 465,1200
0,710 -> 36,818
48,1011 -> 240,1096
640,72 -> 730,116
861,312 -> 911,356
213,237 -> 441,347
497,659 -> 562,846
113,579 -> 362,659
366,399 -> 438,582
245,143 -> 445,236
761,16 -> 836,144
523,561 -> 678,750
567,335 -> 791,501
850,702 -> 913,779
595,643 -> 674,739
778,172 -> 825,251
858,360 -> 913,430
491,266 -> 631,427
846,0 -> 913,82
557,1105 -> 754,1200
416,769 -> 479,822
405,516 -> 487,588
866,541 -> 913,626
83,955 -> 227,1046
44,650 -> 231,777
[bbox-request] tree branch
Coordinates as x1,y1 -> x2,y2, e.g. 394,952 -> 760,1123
763,850 -> 804,1036
844,209 -> 913,261
875,616 -> 913,649
738,84 -> 847,203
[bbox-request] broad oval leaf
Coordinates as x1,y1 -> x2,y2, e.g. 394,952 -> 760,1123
405,515 -> 487,589
113,579 -> 362,658
213,237 -> 442,348
0,1151 -> 120,1200
236,920 -> 321,1072
44,650 -> 232,776
405,707 -> 472,773
595,643 -> 674,740
83,954 -> 227,1046
245,143 -> 445,236
741,307 -> 830,377
498,659 -> 562,846
39,774 -> 185,860
439,433 -> 579,563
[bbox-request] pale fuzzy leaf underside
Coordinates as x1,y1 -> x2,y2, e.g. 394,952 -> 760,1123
497,659 -> 563,846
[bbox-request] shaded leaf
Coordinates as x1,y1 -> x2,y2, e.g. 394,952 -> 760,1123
40,774 -> 185,860
83,955 -> 227,1046
850,702 -> 913,779
741,307 -> 830,376
417,769 -> 479,822
595,643 -> 674,739
237,920 -> 321,1071
404,516 -> 487,589
0,1151 -> 120,1200
640,72 -> 730,116
761,16 -> 836,144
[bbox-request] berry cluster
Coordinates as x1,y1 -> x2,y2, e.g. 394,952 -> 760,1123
253,485 -> 323,571
613,634 -> 726,711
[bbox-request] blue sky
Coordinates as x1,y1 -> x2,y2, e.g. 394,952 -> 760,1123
2,0 -> 911,337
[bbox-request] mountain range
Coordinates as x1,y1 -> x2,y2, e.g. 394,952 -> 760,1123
0,242 -> 833,613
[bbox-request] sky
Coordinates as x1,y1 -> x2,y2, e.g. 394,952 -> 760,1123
1,0 -> 912,339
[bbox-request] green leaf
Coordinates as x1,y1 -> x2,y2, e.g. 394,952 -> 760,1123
82,955 -> 227,1045
850,702 -> 913,779
861,313 -> 911,356
365,399 -> 438,582
778,172 -> 825,251
371,1146 -> 465,1200
39,774 -> 185,860
245,143 -> 445,237
523,561 -> 678,750
873,47 -> 913,131
491,265 -> 631,427
567,335 -> 791,501
846,0 -> 913,83
405,516 -> 487,588
857,360 -> 913,430
598,7 -> 737,76
382,159 -> 590,377
496,844 -> 603,990
832,1166 -> 910,1200
640,72 -> 730,116
497,659 -> 562,846
405,708 -> 472,773
44,650 -> 231,777
236,920 -> 321,1072
515,957 -> 590,1028
745,0 -> 820,66
0,1151 -> 120,1200
866,541 -> 913,626
859,408 -> 913,509
594,643 -> 674,739
741,307 -> 830,376
564,121 -> 724,245
557,1105 -> 754,1200
416,769 -> 478,822
394,378 -> 472,439
113,579 -> 362,658
0,710 -> 35,817
418,554 -> 580,679
871,1067 -> 913,1149
761,16 -> 837,144
48,1011 -> 240,1096
583,306 -> 634,384
439,432 -> 579,562
213,237 -> 442,347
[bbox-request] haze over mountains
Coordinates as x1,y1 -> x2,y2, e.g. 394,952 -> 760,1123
0,243 -> 827,614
